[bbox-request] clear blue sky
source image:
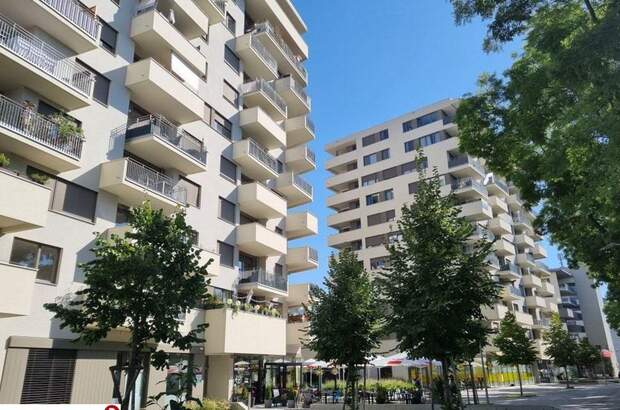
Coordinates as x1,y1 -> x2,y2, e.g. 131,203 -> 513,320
288,0 -> 563,285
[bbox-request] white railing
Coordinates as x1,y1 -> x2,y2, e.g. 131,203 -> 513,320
0,95 -> 83,159
249,34 -> 278,74
247,138 -> 278,174
293,173 -> 312,196
308,247 -> 318,262
241,79 -> 287,115
239,269 -> 287,291
125,158 -> 187,203
305,146 -> 316,164
0,14 -> 94,97
42,0 -> 101,40
254,21 -> 307,80
212,0 -> 226,14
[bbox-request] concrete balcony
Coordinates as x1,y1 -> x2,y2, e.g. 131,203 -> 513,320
468,223 -> 495,243
501,285 -> 524,301
483,303 -> 508,321
286,211 -> 318,240
0,0 -> 101,53
487,195 -> 509,214
236,222 -> 287,256
0,14 -> 94,110
233,139 -> 279,182
285,115 -> 315,148
0,261 -> 37,316
498,261 -> 522,280
0,95 -> 83,171
517,252 -> 537,269
0,169 -> 51,233
493,237 -> 516,256
533,262 -> 551,277
458,199 -> 493,221
508,194 -> 524,209
193,0 -> 226,24
274,76 -> 310,117
488,213 -> 513,236
99,157 -> 187,214
275,172 -> 313,208
521,273 -> 543,289
124,115 -> 207,174
512,211 -> 535,234
450,177 -> 488,200
514,233 -> 536,250
236,33 -> 279,81
240,106 -> 286,149
533,243 -> 547,259
541,281 -> 555,297
485,174 -> 509,197
286,144 -> 316,174
238,182 -> 287,220
532,318 -> 551,329
525,295 -> 547,309
131,8 -> 207,75
287,246 -> 318,273
485,254 -> 501,272
544,298 -> 559,313
241,79 -> 287,121
204,308 -> 286,356
238,269 -> 288,298
125,58 -> 203,124
514,311 -> 534,327
254,22 -> 308,86
447,154 -> 485,178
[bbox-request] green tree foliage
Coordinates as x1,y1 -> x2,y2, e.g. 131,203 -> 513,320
45,203 -> 213,410
493,312 -> 538,396
576,338 -> 602,378
544,314 -> 578,387
378,164 -> 499,409
304,248 -> 383,410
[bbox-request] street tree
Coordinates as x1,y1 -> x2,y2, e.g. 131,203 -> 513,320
493,312 -> 538,396
378,163 -> 499,409
45,202 -> 213,410
304,248 -> 383,410
544,314 -> 579,388
576,338 -> 602,378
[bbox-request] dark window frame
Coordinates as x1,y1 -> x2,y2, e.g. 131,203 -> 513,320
218,241 -> 235,268
219,196 -> 236,224
98,18 -> 118,54
10,238 -> 62,284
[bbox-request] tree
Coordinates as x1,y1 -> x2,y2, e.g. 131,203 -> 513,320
576,338 -> 602,378
304,248 -> 383,410
451,0 -> 620,324
45,203 -> 213,410
493,313 -> 538,396
378,163 -> 500,409
544,314 -> 578,388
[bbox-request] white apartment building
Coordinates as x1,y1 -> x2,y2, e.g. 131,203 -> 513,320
324,99 -> 560,372
0,0 -> 316,404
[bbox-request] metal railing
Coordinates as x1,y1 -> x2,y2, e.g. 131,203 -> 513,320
500,261 -> 522,275
534,318 -> 551,327
126,115 -> 207,164
305,146 -> 316,164
0,95 -> 83,159
212,0 -> 226,14
485,254 -> 500,269
239,269 -> 287,292
290,78 -> 310,106
247,138 -> 278,174
125,158 -> 187,203
306,116 -> 315,133
249,34 -> 278,74
471,223 -> 495,241
512,211 -> 533,226
42,0 -> 101,40
241,79 -> 287,116
508,285 -> 523,297
486,174 -> 509,193
448,154 -> 485,175
451,177 -> 486,193
293,173 -> 313,196
308,247 -> 318,262
0,15 -> 94,97
254,21 -> 307,80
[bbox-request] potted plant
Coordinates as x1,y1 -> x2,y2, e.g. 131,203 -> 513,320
28,170 -> 49,185
0,153 -> 9,168
51,113 -> 83,144
264,385 -> 273,408
287,388 -> 297,408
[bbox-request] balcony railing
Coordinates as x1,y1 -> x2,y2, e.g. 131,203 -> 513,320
212,0 -> 226,14
0,94 -> 83,159
451,177 -> 485,192
534,318 -> 550,327
500,262 -> 522,276
239,269 -> 287,292
448,154 -> 485,175
508,285 -> 523,297
486,174 -> 509,193
519,252 -> 536,263
0,14 -> 94,97
293,173 -> 313,196
125,158 -> 187,203
247,138 -> 279,174
250,33 -> 278,74
306,116 -> 315,133
485,254 -> 500,268
126,115 -> 207,164
308,247 -> 318,262
305,146 -> 316,164
512,212 -> 533,225
242,79 -> 287,116
42,0 -> 102,40
254,21 -> 307,80
472,223 -> 495,241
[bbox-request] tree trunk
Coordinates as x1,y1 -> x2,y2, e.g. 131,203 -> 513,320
351,365 -> 357,410
121,336 -> 142,410
441,358 -> 451,408
341,367 -> 347,410
564,366 -> 571,389
468,362 -> 479,404
516,364 -> 523,397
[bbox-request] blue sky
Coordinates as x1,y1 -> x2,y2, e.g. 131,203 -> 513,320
288,0 -> 563,285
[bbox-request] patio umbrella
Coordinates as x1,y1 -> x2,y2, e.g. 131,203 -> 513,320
303,359 -> 317,386
369,355 -> 387,379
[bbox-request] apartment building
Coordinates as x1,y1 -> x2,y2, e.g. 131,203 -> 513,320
0,0 -> 316,404
324,99 -> 559,372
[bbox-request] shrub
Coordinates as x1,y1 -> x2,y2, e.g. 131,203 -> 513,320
375,384 -> 388,404
197,398 -> 230,410
28,171 -> 49,185
0,153 -> 9,168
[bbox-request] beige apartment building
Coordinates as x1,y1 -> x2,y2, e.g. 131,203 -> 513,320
325,99 -> 560,374
0,0 -> 317,404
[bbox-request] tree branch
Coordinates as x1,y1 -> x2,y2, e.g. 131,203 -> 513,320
583,0 -> 599,22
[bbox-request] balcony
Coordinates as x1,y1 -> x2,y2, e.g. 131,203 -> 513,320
99,157 -> 186,214
286,144 -> 316,174
204,308 -> 286,356
0,169 -> 51,232
233,139 -> 279,182
124,115 -> 207,174
0,0 -> 100,53
487,196 -> 509,214
238,269 -> 288,298
274,76 -> 310,117
458,199 -> 493,221
512,211 -> 534,234
253,22 -> 308,86
514,311 -> 534,327
450,177 -> 488,200
286,211 -> 318,240
287,246 -> 318,273
485,254 -> 500,271
533,243 -> 547,259
498,261 -> 522,280
508,194 -> 524,209
545,298 -> 559,313
0,14 -> 94,110
285,115 -> 315,148
0,261 -> 37,316
521,273 -> 543,289
241,79 -> 287,121
468,223 -> 495,243
125,58 -> 203,124
493,237 -> 516,256
517,252 -> 537,269
525,295 -> 547,309
131,8 -> 207,75
514,233 -> 535,250
236,222 -> 287,256
275,172 -> 313,208
542,281 -> 555,296
447,154 -> 485,177
240,106 -> 286,150
532,318 -> 551,329
238,182 -> 286,219
236,33 -> 279,81
485,174 -> 509,197
0,95 -> 83,171
533,261 -> 551,276
483,303 -> 508,321
488,213 -> 513,235
193,0 -> 226,24
501,285 -> 524,301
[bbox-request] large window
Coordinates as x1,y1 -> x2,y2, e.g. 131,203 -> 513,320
10,238 -> 61,284
367,209 -> 396,226
219,197 -> 236,224
226,13 -> 236,33
361,129 -> 389,147
361,159 -> 426,186
224,45 -> 240,73
223,81 -> 239,106
218,241 -> 234,267
99,19 -> 118,53
177,177 -> 201,208
220,156 -> 237,182
78,60 -> 110,105
366,189 -> 394,206
206,105 -> 232,139
404,132 -> 445,152
363,149 -> 390,166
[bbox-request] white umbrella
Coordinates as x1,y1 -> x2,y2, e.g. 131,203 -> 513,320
303,359 -> 317,387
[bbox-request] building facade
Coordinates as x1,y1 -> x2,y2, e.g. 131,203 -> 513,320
0,0 -> 316,404
324,99 -> 560,372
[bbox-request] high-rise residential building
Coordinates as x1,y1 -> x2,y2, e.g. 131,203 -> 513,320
0,0 -> 316,404
324,99 -> 559,373
552,267 -> 619,375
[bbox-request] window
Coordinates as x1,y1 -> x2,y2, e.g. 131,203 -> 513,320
361,129 -> 388,147
416,111 -> 442,127
224,46 -> 240,73
177,177 -> 201,208
219,197 -> 236,224
210,286 -> 233,303
78,61 -> 110,105
10,238 -> 61,283
275,263 -> 283,275
366,189 -> 394,206
223,81 -> 239,106
116,205 -> 130,224
363,149 -> 390,166
367,209 -> 396,226
99,19 -> 118,53
21,349 -> 76,404
206,105 -> 232,139
226,13 -> 236,33
220,156 -> 237,182
218,241 -> 234,267
365,234 -> 387,248
404,132 -> 444,152
275,226 -> 283,235
370,257 -> 391,270
402,120 -> 415,133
